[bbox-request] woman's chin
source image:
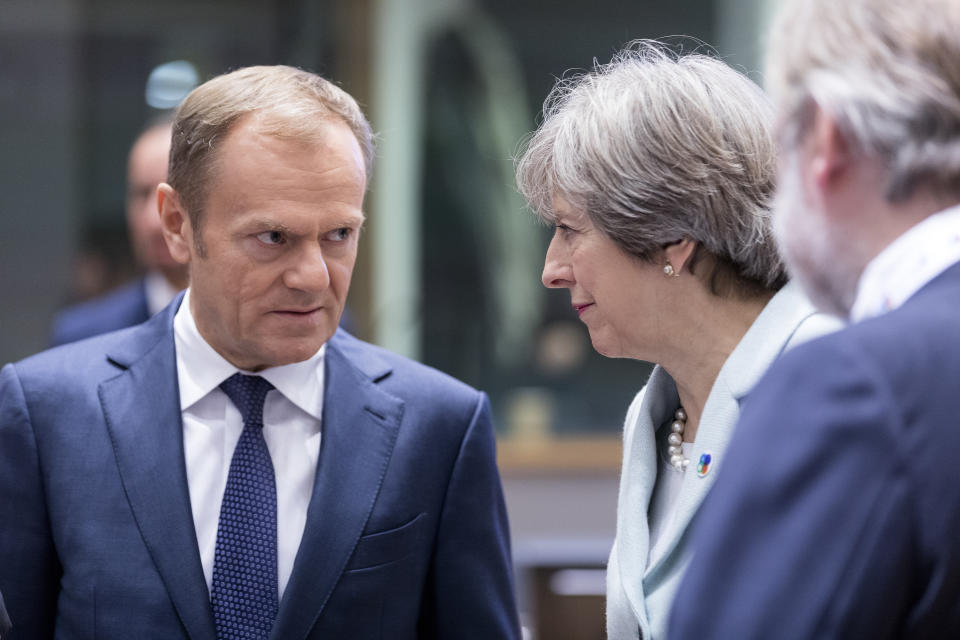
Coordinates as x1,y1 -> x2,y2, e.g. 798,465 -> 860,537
589,332 -> 626,359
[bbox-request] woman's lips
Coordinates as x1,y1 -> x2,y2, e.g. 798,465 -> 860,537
573,303 -> 594,317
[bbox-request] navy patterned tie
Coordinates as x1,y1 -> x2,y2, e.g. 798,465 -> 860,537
211,373 -> 279,640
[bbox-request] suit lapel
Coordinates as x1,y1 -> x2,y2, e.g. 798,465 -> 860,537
271,335 -> 403,640
99,301 -> 217,640
614,366 -> 676,634
642,378 -> 739,583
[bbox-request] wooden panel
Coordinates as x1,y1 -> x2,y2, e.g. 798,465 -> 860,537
498,437 -> 622,473
532,566 -> 607,640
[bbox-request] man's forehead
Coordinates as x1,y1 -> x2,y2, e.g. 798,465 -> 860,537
218,116 -> 361,168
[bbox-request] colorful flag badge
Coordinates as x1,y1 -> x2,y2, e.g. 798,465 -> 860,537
696,452 -> 712,477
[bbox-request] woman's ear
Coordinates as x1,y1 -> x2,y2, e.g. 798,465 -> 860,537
663,239 -> 697,275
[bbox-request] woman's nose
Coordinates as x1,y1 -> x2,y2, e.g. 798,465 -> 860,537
542,233 -> 573,289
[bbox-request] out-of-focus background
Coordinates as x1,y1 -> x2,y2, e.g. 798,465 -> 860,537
0,0 -> 774,636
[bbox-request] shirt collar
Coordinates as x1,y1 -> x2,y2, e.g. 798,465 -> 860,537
173,288 -> 326,419
851,203 -> 960,322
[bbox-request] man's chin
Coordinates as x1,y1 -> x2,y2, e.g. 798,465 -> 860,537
245,345 -> 327,371
242,328 -> 333,367
787,259 -> 855,319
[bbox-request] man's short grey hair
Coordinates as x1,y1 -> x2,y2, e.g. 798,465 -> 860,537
768,0 -> 960,202
516,40 -> 785,295
169,65 -> 374,245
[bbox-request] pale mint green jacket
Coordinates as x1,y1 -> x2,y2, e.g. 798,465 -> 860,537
605,283 -> 840,640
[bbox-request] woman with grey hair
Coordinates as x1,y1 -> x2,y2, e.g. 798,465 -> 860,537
515,41 -> 836,639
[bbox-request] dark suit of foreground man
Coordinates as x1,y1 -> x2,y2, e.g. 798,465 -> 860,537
670,0 -> 960,638
0,591 -> 10,638
0,66 -> 519,639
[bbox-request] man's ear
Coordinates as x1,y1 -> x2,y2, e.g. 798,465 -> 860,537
663,238 -> 697,275
157,183 -> 194,264
807,104 -> 853,192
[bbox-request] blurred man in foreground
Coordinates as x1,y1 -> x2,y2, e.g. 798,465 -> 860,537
1,65 -> 519,639
0,591 -> 10,638
670,0 -> 960,637
50,119 -> 188,345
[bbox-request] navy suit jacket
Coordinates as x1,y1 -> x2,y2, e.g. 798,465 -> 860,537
669,263 -> 960,639
0,591 -> 10,638
49,279 -> 151,347
1,297 -> 519,639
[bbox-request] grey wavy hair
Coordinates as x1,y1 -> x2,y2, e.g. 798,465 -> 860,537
515,40 -> 786,296
169,65 -> 374,243
767,0 -> 960,202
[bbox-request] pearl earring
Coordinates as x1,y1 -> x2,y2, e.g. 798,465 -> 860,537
664,262 -> 679,277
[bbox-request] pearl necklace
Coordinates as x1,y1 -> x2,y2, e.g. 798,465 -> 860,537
667,407 -> 689,472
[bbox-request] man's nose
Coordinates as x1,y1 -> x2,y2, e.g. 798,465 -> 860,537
284,245 -> 331,292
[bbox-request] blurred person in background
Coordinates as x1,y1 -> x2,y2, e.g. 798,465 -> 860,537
515,41 -> 837,640
50,119 -> 188,346
0,65 -> 519,639
669,0 -> 960,637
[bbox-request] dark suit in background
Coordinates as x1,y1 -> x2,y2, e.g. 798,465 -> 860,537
49,278 -> 150,346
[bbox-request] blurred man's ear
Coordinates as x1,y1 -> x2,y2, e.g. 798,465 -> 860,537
808,104 -> 853,192
157,183 -> 194,264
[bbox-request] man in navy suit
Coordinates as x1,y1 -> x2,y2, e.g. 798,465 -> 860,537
50,119 -> 188,346
669,0 -> 960,638
0,66 -> 519,639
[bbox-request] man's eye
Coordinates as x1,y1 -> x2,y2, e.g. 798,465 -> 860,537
326,228 -> 351,242
256,231 -> 284,245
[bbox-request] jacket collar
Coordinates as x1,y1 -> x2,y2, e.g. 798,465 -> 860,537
100,295 -> 215,639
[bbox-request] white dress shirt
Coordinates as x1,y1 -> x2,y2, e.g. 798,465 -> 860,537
851,204 -> 960,322
173,288 -> 324,600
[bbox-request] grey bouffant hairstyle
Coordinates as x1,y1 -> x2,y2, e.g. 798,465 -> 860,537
516,40 -> 786,297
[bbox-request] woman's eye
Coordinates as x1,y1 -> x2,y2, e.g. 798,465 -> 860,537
256,231 -> 284,245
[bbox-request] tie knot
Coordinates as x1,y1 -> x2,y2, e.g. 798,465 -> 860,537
220,373 -> 275,427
